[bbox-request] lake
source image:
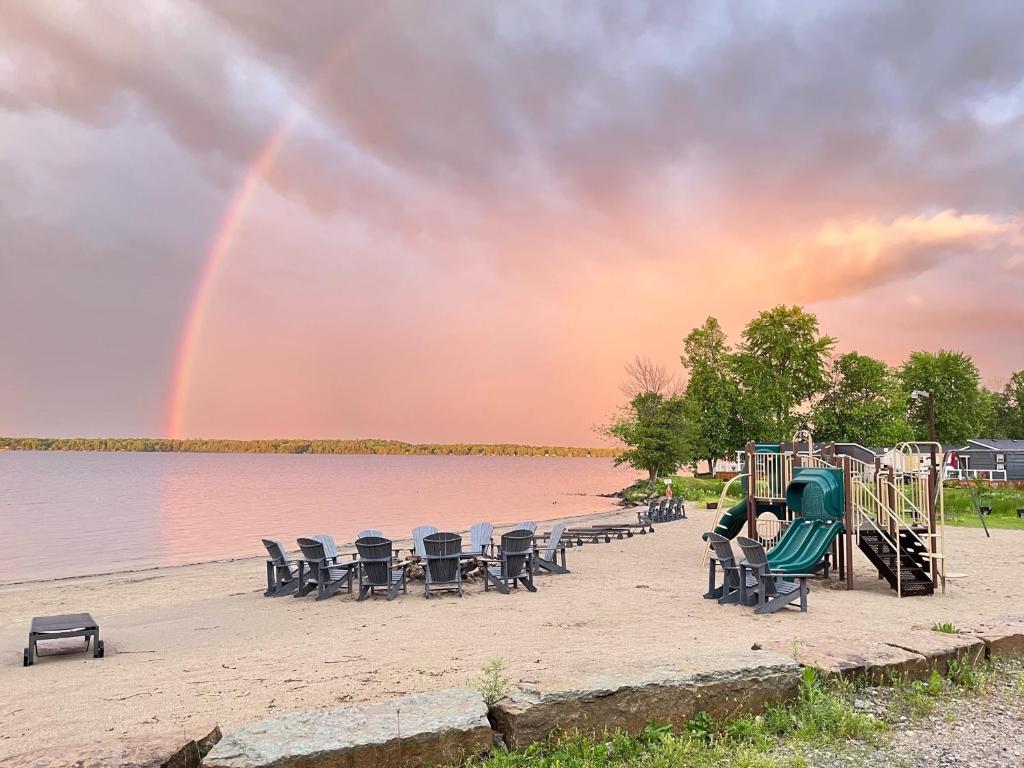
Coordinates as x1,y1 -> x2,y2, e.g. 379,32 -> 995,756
0,452 -> 635,582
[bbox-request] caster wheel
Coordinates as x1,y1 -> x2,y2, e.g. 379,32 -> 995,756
94,640 -> 105,658
23,649 -> 32,667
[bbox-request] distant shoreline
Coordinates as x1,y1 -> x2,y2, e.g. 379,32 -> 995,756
0,436 -> 619,458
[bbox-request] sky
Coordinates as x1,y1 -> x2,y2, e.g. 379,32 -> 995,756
1,1 -> 1023,446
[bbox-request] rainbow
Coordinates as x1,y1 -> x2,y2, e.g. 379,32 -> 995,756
163,116 -> 296,439
164,11 -> 381,438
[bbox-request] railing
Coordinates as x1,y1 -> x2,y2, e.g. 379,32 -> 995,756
946,468 -> 1008,482
751,452 -> 792,500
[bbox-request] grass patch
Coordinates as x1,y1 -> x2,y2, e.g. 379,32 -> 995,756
465,662 -> 1008,768
930,622 -> 960,634
943,486 -> 1024,530
622,476 -> 738,506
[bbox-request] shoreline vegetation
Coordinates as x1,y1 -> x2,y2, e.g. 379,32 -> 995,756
0,436 -> 619,458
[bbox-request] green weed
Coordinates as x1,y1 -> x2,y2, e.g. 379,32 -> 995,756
930,622 -> 960,634
474,658 -> 511,706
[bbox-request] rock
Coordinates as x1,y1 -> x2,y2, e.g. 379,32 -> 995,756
489,651 -> 801,750
965,620 -> 1024,659
204,688 -> 491,768
883,630 -> 986,675
765,637 -> 929,682
161,741 -> 201,768
196,725 -> 223,758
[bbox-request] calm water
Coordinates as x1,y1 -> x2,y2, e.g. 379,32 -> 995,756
0,452 -> 633,582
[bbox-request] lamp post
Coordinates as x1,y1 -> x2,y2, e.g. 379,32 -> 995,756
910,390 -> 937,443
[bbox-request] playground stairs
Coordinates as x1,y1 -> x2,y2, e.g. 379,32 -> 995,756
857,526 -> 934,597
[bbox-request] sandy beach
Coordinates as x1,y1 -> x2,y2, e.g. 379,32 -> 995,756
3,505 -> 1023,767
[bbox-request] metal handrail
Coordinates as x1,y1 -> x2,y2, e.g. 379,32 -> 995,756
700,472 -> 748,566
850,476 -> 904,598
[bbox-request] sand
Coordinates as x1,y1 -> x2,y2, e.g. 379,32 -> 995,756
2,505 -> 1022,766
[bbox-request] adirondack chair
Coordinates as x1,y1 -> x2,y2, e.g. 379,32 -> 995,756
533,523 -> 569,574
411,525 -> 438,556
295,537 -> 357,600
469,522 -> 494,556
422,532 -> 464,598
484,529 -> 536,594
261,539 -> 302,596
672,498 -> 687,520
354,536 -> 407,601
737,536 -> 812,614
703,532 -> 753,605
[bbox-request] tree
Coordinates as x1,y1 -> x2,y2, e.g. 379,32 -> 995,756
680,317 -> 742,474
607,392 -> 693,490
899,350 -> 986,444
994,371 -> 1024,438
811,352 -> 913,445
732,306 -> 835,442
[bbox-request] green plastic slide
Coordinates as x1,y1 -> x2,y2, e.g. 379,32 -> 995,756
766,518 -> 844,574
711,497 -> 750,540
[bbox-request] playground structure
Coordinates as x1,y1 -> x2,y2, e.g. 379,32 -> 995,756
703,433 -> 947,598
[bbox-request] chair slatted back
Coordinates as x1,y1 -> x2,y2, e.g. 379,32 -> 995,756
706,533 -> 736,567
356,536 -> 395,587
469,522 -> 494,555
423,532 -> 462,583
313,534 -> 338,559
357,529 -> 382,540
297,537 -> 329,576
412,525 -> 438,555
542,523 -> 566,560
513,521 -> 537,533
501,529 -> 534,578
737,536 -> 769,569
262,539 -> 288,566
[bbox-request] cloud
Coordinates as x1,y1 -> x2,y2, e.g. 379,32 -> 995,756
787,210 -> 1024,300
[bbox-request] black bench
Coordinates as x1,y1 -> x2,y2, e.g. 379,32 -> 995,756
24,613 -> 103,667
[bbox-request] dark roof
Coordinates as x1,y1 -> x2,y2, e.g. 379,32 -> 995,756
963,439 -> 1024,452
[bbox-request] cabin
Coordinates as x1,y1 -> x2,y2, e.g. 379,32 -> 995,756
953,439 -> 1024,482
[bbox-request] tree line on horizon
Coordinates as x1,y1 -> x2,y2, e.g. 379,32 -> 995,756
608,305 -> 1024,484
0,437 -> 618,458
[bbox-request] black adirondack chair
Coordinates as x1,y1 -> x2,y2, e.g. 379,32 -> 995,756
484,529 -> 536,594
295,537 -> 357,600
737,536 -> 812,614
704,532 -> 755,605
422,532 -> 464,598
354,536 -> 407,601
262,538 -> 302,596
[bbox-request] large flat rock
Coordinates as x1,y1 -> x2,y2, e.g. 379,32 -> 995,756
490,651 -> 801,750
889,630 -> 986,674
966,619 -> 1024,659
204,688 -> 491,768
765,637 -> 929,683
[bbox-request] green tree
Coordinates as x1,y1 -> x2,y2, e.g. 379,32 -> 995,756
732,306 -> 835,442
811,352 -> 913,445
994,371 -> 1024,438
608,392 -> 693,490
680,317 -> 742,474
899,350 -> 985,444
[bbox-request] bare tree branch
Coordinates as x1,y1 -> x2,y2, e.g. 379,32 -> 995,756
619,356 -> 680,399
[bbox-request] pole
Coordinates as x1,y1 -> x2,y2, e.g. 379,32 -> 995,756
746,441 -> 757,538
927,393 -> 937,443
843,456 -> 854,591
